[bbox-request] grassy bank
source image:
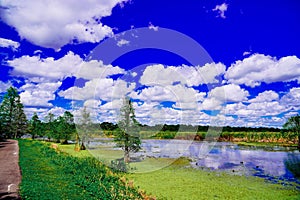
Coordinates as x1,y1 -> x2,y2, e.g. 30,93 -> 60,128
18,140 -> 144,200
58,143 -> 300,200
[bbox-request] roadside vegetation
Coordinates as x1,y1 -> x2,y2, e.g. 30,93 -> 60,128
18,139 -> 147,200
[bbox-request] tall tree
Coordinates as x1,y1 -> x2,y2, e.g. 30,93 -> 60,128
114,97 -> 141,163
29,112 -> 42,140
44,112 -> 56,141
77,107 -> 92,150
56,111 -> 76,144
0,87 -> 27,139
283,115 -> 300,150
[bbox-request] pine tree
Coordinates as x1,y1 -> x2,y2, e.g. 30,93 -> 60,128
0,87 -> 27,139
114,97 -> 141,163
29,112 -> 42,140
44,112 -> 56,141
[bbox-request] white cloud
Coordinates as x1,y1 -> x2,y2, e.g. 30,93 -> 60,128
0,0 -> 127,49
248,90 -> 279,103
201,98 -> 223,110
24,107 -> 49,120
59,78 -> 135,101
208,84 -> 249,102
0,38 -> 20,50
77,60 -> 125,80
212,3 -> 228,19
225,54 -> 300,87
148,22 -> 159,31
243,51 -> 251,56
222,100 -> 287,118
140,63 -> 225,87
117,39 -> 130,47
7,52 -> 82,81
280,87 -> 300,110
247,101 -> 286,116
20,81 -> 61,107
83,99 -> 102,109
47,107 -> 67,117
131,84 -> 201,108
7,51 -> 125,81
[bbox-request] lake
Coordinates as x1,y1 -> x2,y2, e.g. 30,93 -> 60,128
89,139 -> 300,184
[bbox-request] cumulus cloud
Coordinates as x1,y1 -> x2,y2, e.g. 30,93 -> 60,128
223,99 -> 288,118
201,98 -> 223,110
280,87 -> 300,110
131,84 -> 202,107
7,51 -> 125,81
140,63 -> 225,87
0,38 -> 20,50
225,54 -> 300,87
77,60 -> 125,80
83,99 -> 102,109
7,52 -> 82,81
0,0 -> 127,49
59,78 -> 135,101
248,90 -> 279,103
208,84 -> 249,103
20,81 -> 62,107
212,3 -> 228,19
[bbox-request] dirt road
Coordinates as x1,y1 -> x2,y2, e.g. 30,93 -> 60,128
0,140 -> 21,199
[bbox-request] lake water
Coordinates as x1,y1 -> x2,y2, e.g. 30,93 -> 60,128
89,139 -> 300,184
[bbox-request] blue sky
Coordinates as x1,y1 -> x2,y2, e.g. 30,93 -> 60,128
0,0 -> 299,127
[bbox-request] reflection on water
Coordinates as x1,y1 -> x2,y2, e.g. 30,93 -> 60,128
90,139 -> 300,184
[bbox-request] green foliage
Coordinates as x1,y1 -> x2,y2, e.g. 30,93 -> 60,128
114,97 -> 141,163
283,115 -> 300,149
55,111 -> 76,144
152,131 -> 176,139
28,112 -> 43,139
0,86 -> 27,139
44,112 -> 56,140
19,140 -> 143,200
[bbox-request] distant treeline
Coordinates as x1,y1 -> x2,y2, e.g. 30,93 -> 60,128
98,122 -> 281,133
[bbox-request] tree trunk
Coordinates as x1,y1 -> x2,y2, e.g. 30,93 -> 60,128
80,142 -> 86,150
124,147 -> 130,163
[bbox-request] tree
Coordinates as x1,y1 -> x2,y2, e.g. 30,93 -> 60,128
0,87 -> 27,139
283,115 -> 300,150
28,112 -> 42,140
77,107 -> 92,150
114,97 -> 141,163
44,112 -> 56,141
56,111 -> 76,144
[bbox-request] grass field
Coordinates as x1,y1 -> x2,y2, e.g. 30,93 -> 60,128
58,143 -> 300,200
18,140 -> 144,200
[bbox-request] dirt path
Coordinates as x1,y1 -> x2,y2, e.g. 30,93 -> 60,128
0,140 -> 21,200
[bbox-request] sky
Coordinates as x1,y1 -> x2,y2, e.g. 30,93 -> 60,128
0,0 -> 299,128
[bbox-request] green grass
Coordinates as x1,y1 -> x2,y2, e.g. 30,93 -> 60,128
59,144 -> 300,200
19,140 -> 143,200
